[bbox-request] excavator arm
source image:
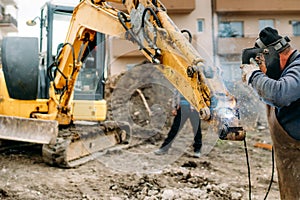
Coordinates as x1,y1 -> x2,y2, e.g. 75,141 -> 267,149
36,0 -> 245,140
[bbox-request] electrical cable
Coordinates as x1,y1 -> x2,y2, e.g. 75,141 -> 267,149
243,138 -> 275,200
263,147 -> 274,200
243,138 -> 252,200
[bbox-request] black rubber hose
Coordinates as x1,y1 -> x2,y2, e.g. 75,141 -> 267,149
181,29 -> 192,43
118,11 -> 158,63
141,7 -> 162,28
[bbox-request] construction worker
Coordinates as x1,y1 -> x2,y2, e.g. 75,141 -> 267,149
154,90 -> 202,158
240,27 -> 300,199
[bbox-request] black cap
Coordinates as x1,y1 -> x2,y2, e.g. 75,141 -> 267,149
255,27 -> 290,52
258,27 -> 281,46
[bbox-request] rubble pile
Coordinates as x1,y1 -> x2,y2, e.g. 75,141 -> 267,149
109,165 -> 243,200
105,65 -> 175,135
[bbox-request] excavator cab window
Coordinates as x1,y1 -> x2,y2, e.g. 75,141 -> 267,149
74,32 -> 106,100
38,2 -> 106,100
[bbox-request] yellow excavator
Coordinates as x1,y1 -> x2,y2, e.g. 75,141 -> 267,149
0,0 -> 244,167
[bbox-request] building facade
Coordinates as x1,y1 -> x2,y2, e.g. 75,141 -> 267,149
0,0 -> 18,64
0,0 -> 18,39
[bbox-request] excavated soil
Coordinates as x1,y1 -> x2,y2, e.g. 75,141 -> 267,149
0,64 -> 280,200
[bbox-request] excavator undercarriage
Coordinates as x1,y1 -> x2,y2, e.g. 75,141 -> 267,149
42,121 -> 130,168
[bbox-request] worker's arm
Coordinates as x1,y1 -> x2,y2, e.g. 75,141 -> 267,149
250,63 -> 300,107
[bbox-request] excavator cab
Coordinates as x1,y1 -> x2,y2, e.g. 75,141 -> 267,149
37,2 -> 106,101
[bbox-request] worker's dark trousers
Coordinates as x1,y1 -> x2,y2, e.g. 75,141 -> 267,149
160,105 -> 202,152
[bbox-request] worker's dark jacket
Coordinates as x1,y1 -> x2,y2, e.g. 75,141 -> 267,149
250,50 -> 300,140
250,50 -> 300,199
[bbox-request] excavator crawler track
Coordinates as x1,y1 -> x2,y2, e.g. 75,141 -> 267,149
42,121 -> 130,168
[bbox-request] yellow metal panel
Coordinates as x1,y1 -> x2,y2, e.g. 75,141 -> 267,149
0,69 -> 49,118
72,99 -> 107,121
1,99 -> 48,118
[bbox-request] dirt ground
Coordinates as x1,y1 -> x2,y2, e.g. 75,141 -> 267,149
0,126 -> 280,200
0,66 -> 281,200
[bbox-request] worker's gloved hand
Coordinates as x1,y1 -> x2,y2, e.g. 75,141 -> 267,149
255,53 -> 267,74
240,58 -> 260,84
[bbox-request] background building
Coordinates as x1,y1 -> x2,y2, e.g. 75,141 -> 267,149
0,0 -> 18,64
0,0 -> 18,39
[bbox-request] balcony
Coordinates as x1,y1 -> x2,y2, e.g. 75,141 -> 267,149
162,0 -> 195,14
0,14 -> 18,33
110,0 -> 195,14
1,0 -> 17,6
217,36 -> 300,55
214,0 -> 300,14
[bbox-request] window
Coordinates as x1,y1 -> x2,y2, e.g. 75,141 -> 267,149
52,12 -> 72,55
218,21 -> 244,38
259,19 -> 274,31
197,19 -> 204,32
291,20 -> 300,36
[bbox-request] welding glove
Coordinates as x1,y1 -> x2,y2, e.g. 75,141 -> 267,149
255,53 -> 267,74
240,58 -> 260,84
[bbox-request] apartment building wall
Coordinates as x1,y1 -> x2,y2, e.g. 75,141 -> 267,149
172,0 -> 214,66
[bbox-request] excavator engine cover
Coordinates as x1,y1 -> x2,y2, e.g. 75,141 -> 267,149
1,37 -> 39,100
